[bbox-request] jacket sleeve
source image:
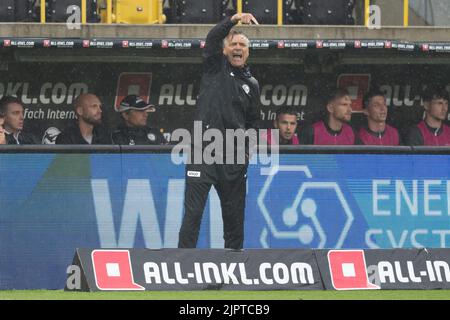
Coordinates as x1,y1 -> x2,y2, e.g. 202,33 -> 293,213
157,131 -> 168,145
27,133 -> 41,145
397,129 -> 404,146
405,125 -> 423,146
55,131 -> 72,145
6,133 -> 16,145
299,125 -> 314,145
245,77 -> 261,130
202,17 -> 236,72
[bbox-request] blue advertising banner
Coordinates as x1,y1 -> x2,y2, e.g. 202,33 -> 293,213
1,152 -> 450,289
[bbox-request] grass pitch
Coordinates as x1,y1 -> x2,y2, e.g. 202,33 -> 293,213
1,290 -> 449,300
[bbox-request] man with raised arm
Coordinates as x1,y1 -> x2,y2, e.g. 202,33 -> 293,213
178,13 -> 260,250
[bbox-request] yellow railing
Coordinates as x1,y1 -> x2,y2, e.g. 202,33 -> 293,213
106,0 -> 112,24
40,0 -> 45,23
403,0 -> 409,27
277,0 -> 283,25
81,0 -> 87,24
364,0 -> 370,26
237,0 -> 243,15
365,0 -> 409,27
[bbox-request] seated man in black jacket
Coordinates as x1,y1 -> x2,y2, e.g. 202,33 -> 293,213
112,95 -> 167,145
56,93 -> 112,144
0,96 -> 40,145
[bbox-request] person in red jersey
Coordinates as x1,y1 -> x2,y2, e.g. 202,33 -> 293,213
358,89 -> 400,146
300,88 -> 357,145
406,86 -> 450,146
265,106 -> 300,145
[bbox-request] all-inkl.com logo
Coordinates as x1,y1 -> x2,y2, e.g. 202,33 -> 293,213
91,250 -> 144,290
257,165 -> 354,248
328,250 -> 380,290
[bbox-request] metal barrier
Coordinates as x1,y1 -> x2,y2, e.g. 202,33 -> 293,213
1,145 -> 449,155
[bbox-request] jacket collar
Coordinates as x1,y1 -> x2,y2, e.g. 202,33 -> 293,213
228,63 -> 252,78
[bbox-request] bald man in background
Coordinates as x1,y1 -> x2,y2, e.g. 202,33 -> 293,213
56,93 -> 112,144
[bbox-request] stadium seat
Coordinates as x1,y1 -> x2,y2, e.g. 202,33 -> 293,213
242,0 -> 278,25
0,0 -> 15,22
222,0 -> 236,19
0,0 -> 38,22
98,0 -> 165,24
47,0 -> 100,23
175,0 -> 224,24
297,0 -> 355,25
284,0 -> 304,25
163,0 -> 177,24
14,0 -> 39,22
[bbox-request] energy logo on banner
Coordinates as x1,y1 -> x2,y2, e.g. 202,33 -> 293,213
257,165 -> 354,249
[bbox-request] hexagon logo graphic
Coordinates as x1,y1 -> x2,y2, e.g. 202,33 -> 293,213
257,165 -> 354,248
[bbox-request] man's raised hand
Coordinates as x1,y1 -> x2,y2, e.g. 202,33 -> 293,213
231,13 -> 259,25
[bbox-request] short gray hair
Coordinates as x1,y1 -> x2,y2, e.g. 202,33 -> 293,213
223,30 -> 250,47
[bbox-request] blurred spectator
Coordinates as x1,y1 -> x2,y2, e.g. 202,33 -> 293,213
0,109 -> 5,145
111,95 -> 167,145
265,106 -> 299,145
0,96 -> 40,144
56,93 -> 112,144
358,89 -> 401,146
405,86 -> 450,146
300,88 -> 357,145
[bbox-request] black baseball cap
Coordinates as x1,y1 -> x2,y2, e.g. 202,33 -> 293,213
117,95 -> 156,112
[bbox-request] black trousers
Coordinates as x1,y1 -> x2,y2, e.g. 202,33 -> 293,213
178,164 -> 248,249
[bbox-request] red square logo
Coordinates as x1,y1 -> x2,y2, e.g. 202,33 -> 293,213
422,44 -> 429,52
122,40 -> 129,48
337,74 -> 371,112
4,40 -> 11,47
384,41 -> 392,49
82,40 -> 90,48
316,41 -> 323,49
91,250 -> 144,290
43,40 -> 51,47
277,40 -> 285,49
161,40 -> 168,48
114,73 -> 153,111
328,250 -> 380,290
